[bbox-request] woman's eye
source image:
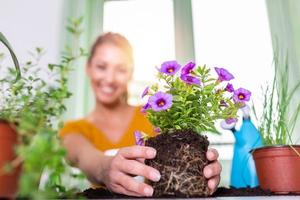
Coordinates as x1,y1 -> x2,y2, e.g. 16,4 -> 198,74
118,68 -> 127,73
96,65 -> 106,70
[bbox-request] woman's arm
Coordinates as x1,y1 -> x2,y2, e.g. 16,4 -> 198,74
62,134 -> 105,184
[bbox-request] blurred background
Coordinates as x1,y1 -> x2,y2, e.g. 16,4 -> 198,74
1,0 -> 299,187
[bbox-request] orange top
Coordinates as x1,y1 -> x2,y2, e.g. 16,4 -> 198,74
59,107 -> 155,151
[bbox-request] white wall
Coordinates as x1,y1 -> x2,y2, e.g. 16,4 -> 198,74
0,0 -> 63,65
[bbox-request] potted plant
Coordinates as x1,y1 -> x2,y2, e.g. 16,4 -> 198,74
139,61 -> 251,197
0,18 -> 86,198
252,52 -> 300,194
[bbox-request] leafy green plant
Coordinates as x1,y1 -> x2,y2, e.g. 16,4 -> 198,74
0,18 -> 86,198
141,61 -> 251,134
253,52 -> 300,146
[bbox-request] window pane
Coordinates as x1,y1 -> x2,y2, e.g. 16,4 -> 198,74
103,0 -> 175,105
192,0 -> 273,141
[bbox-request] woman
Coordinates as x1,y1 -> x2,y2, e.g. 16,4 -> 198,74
60,32 -> 222,197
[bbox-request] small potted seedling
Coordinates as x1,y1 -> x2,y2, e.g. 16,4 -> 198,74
252,52 -> 300,194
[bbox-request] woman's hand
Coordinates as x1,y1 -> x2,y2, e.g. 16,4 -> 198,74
62,134 -> 160,196
100,146 -> 221,196
63,134 -> 221,196
99,146 -> 161,197
203,148 -> 222,194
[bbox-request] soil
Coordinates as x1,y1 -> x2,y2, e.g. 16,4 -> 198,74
79,186 -> 300,199
212,187 -> 272,196
145,130 -> 210,197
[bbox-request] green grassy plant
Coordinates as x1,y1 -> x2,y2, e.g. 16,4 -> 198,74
253,51 -> 300,146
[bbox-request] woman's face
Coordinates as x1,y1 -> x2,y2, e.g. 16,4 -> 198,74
87,43 -> 133,105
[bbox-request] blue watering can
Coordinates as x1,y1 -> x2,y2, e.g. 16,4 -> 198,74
221,105 -> 263,188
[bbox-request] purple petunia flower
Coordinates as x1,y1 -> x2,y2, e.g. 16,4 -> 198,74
220,100 -> 228,107
134,131 -> 144,146
153,127 -> 161,133
180,74 -> 201,85
141,103 -> 151,113
225,83 -> 234,93
181,61 -> 196,75
220,119 -> 237,130
159,61 -> 181,75
148,92 -> 173,111
141,86 -> 149,98
215,67 -> 234,82
233,88 -> 251,103
225,118 -> 238,124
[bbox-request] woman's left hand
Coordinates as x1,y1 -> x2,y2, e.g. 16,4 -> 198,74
203,148 -> 222,194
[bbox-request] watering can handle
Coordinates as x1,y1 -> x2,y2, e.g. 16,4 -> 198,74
0,32 -> 21,81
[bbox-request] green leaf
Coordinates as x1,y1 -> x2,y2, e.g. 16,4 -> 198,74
36,47 -> 43,54
66,26 -> 76,34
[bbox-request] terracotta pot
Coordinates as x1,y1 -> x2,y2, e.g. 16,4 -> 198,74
252,145 -> 300,194
0,120 -> 21,198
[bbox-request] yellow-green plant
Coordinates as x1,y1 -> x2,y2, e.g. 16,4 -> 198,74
253,52 -> 300,146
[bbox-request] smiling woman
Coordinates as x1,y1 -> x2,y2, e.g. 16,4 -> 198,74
60,32 -> 155,150
59,32 -> 158,196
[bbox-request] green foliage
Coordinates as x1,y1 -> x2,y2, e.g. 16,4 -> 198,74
145,65 -> 241,134
0,18 -> 87,198
253,52 -> 300,145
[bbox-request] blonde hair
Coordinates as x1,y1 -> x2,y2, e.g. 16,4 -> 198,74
88,32 -> 134,67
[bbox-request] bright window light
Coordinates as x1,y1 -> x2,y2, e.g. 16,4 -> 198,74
103,0 -> 175,105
